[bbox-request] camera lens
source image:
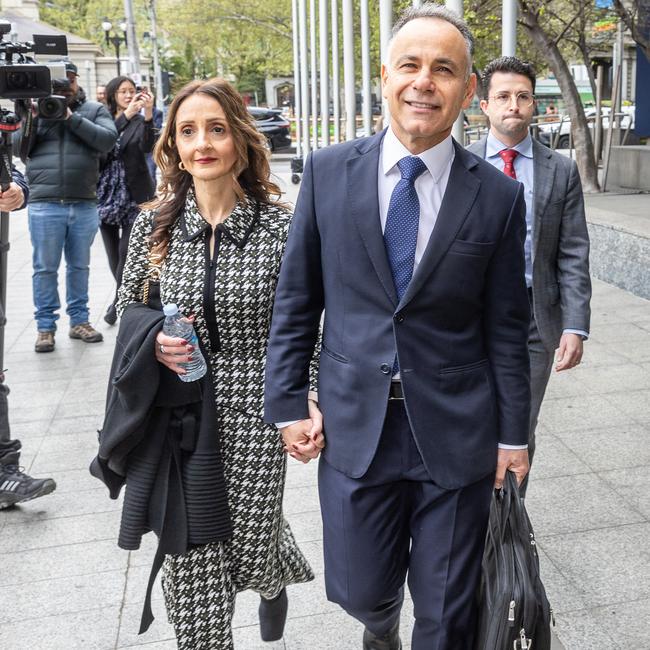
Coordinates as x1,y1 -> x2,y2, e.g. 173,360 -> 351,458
7,71 -> 31,89
37,95 -> 67,120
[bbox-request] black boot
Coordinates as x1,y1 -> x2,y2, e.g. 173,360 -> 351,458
363,621 -> 402,650
104,303 -> 117,326
258,588 -> 288,642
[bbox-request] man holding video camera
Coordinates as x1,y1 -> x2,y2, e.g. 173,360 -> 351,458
0,168 -> 57,508
15,61 -> 118,353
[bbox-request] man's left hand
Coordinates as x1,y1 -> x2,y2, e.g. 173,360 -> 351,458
494,447 -> 529,489
555,333 -> 583,372
0,183 -> 25,212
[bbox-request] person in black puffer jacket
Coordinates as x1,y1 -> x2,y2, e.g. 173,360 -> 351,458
14,61 -> 118,353
98,76 -> 156,325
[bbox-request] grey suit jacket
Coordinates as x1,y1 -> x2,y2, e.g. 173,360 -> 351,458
467,136 -> 591,352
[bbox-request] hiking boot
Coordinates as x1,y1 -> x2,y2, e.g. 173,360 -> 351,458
35,330 -> 55,353
0,464 -> 57,509
69,322 -> 103,343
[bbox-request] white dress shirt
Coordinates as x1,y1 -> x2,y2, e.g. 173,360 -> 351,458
378,127 -> 454,270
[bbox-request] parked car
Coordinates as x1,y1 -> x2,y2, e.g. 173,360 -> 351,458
247,107 -> 292,151
537,106 -> 635,149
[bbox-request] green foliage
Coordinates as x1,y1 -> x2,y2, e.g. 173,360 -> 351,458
36,0 -> 619,102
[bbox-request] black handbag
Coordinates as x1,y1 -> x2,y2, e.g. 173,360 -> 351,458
476,471 -> 554,650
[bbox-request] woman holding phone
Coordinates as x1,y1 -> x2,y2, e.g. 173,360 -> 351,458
98,76 -> 156,325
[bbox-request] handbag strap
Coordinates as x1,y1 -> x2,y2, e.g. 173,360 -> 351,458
143,247 -> 163,305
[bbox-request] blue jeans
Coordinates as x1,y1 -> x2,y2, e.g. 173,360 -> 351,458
28,201 -> 99,332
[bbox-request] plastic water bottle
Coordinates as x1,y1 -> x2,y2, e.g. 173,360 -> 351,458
162,304 -> 207,382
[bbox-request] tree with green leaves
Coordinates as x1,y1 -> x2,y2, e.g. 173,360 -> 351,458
517,0 -> 603,191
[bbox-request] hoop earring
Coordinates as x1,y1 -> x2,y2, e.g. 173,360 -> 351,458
178,161 -> 186,171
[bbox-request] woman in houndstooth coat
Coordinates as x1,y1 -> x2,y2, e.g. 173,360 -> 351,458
117,78 -> 323,649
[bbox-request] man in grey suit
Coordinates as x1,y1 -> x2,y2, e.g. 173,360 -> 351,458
468,56 -> 591,492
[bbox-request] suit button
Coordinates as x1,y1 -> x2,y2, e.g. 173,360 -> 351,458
380,363 -> 391,374
394,313 -> 404,323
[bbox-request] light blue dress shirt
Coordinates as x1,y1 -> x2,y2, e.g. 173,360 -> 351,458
485,132 -> 534,287
484,131 -> 588,344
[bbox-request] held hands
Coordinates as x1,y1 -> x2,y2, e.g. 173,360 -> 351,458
125,89 -> 154,121
280,399 -> 325,463
155,315 -> 195,376
555,333 -> 583,372
494,447 -> 529,489
0,183 -> 25,212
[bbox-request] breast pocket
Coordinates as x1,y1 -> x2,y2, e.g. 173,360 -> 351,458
447,239 -> 495,257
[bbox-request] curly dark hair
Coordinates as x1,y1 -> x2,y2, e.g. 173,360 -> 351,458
144,77 -> 282,257
480,57 -> 536,99
104,75 -> 136,118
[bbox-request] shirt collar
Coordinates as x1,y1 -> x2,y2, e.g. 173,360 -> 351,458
180,188 -> 259,248
486,131 -> 533,159
381,126 -> 454,183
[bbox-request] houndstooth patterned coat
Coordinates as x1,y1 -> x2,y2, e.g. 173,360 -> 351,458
117,190 -> 314,649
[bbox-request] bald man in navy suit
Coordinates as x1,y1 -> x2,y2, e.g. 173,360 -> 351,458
264,5 -> 531,649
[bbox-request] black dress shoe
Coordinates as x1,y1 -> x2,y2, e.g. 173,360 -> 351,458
258,587 -> 288,642
363,621 -> 402,650
104,304 -> 117,325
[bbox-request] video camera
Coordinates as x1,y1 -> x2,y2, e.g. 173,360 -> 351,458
0,20 -> 69,119
0,20 -> 68,369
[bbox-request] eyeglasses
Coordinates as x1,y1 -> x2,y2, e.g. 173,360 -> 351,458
489,92 -> 535,108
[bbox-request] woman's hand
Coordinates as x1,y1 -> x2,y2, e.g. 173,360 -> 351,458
154,316 -> 196,375
124,91 -> 148,120
140,88 -> 154,121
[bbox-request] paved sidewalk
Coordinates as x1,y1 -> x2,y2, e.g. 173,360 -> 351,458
0,159 -> 648,649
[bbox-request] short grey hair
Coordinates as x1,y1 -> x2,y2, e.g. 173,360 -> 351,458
386,3 -> 474,77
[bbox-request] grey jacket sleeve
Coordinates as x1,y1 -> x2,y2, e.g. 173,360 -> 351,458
65,103 -> 117,153
557,159 -> 591,333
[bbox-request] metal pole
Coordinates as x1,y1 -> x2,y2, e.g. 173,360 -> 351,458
298,0 -> 311,156
148,0 -> 164,109
115,40 -> 121,76
360,0 -> 372,136
502,0 -> 517,56
602,61 -> 621,192
342,0 -> 355,141
123,0 -> 141,77
379,0 -> 393,124
319,0 -> 330,147
614,21 -> 624,141
446,0 -> 465,144
594,64 -> 604,165
292,0 -> 303,158
331,0 -> 341,143
310,0 -> 319,150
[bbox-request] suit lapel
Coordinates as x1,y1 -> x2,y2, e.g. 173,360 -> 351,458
532,140 -> 556,257
399,142 -> 481,310
347,132 -> 398,306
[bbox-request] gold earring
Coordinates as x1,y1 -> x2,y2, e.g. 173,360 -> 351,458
178,161 -> 186,171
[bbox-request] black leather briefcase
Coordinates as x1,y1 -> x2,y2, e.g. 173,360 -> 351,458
475,471 -> 554,650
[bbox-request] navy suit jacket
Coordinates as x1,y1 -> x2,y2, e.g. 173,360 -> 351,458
264,132 -> 531,489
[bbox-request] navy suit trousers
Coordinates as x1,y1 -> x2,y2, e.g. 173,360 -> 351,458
318,401 -> 494,650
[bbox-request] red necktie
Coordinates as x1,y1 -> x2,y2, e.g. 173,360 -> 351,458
498,149 -> 519,179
